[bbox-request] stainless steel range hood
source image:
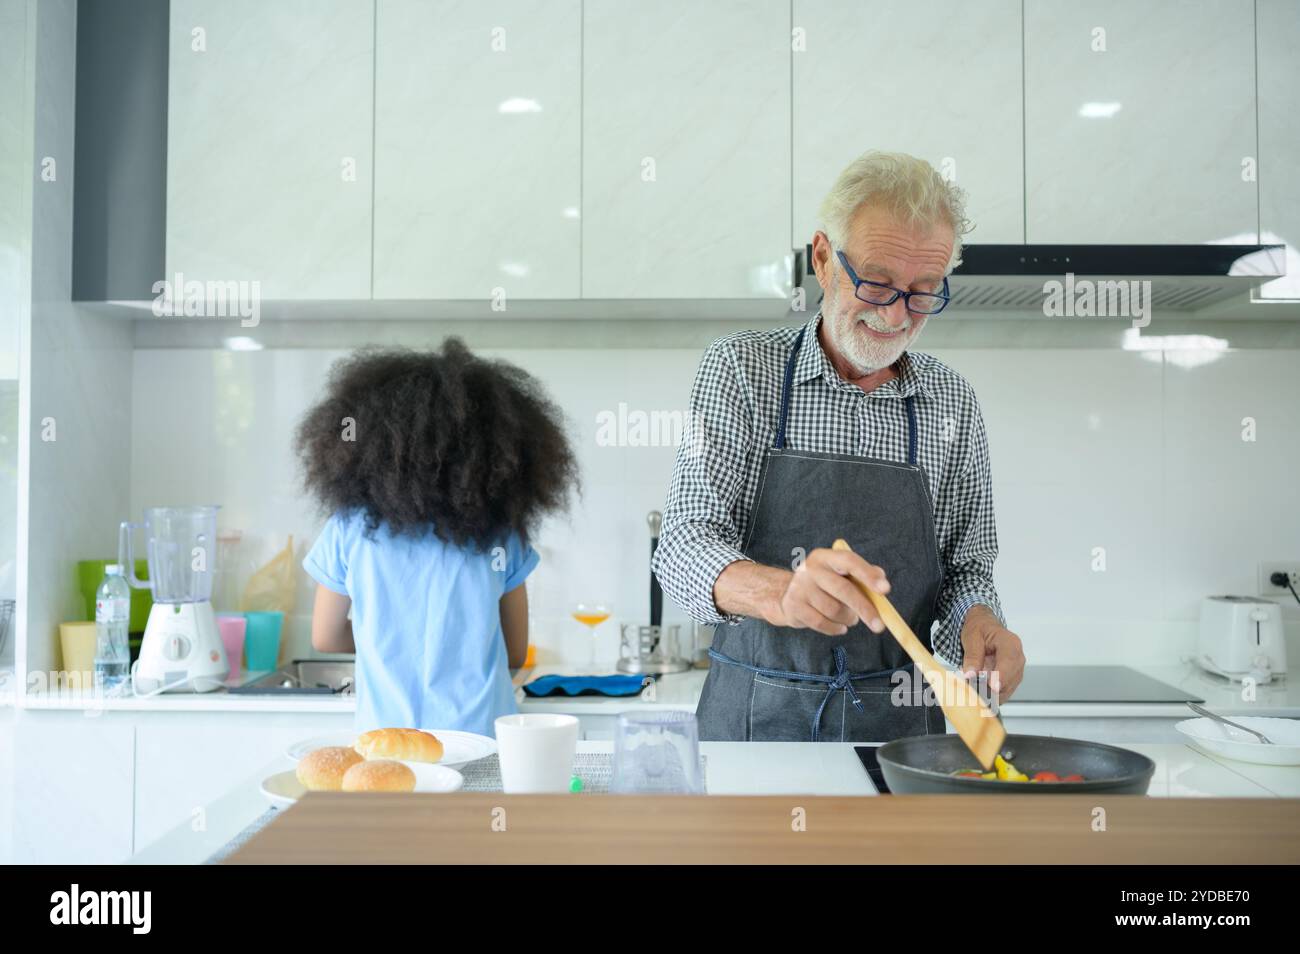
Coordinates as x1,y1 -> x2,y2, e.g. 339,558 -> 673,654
800,243 -> 1286,312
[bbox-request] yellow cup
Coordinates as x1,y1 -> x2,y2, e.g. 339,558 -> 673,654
59,621 -> 97,690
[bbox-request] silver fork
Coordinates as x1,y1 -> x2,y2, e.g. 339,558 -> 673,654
1187,701 -> 1273,744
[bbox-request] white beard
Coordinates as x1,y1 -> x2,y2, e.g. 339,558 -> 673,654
822,280 -> 923,377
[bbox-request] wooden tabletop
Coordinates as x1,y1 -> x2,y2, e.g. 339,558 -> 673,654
225,793 -> 1300,864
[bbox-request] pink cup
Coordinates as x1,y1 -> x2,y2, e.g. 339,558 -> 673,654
216,614 -> 247,681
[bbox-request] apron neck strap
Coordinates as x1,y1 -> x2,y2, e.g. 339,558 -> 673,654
774,326 -> 806,450
775,324 -> 919,466
904,391 -> 918,466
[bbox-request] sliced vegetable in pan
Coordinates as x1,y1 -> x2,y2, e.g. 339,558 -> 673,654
948,754 -> 1086,782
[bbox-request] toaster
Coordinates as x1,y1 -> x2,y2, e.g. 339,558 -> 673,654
1196,596 -> 1287,683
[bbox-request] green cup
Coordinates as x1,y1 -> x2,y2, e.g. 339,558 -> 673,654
244,611 -> 284,671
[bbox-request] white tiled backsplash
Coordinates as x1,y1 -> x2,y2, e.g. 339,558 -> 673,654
130,342 -> 1300,670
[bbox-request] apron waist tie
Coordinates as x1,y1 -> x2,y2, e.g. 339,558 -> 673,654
708,645 -> 914,742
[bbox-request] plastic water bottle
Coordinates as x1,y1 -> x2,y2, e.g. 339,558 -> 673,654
95,565 -> 131,695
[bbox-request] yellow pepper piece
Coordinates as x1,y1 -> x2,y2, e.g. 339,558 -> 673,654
994,754 -> 1029,782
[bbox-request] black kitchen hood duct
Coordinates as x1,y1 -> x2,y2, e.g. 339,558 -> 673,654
801,243 -> 1286,311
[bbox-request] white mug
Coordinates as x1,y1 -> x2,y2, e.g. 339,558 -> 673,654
494,713 -> 580,793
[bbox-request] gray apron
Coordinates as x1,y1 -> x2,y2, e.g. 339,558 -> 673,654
697,325 -> 947,742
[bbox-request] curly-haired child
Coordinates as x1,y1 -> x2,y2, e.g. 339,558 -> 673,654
296,339 -> 578,737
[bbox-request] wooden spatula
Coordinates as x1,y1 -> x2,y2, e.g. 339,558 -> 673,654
831,539 -> 1005,770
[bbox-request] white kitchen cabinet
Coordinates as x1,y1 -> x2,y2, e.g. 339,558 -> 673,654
373,0 -> 581,300
9,713 -> 135,864
166,0 -> 374,299
1024,0 -> 1257,244
5,708 -> 355,863
133,714 -> 352,854
792,0 -> 1024,248
582,0 -> 792,300
1256,0 -> 1300,300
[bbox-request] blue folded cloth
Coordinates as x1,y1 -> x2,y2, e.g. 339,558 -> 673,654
522,674 -> 649,697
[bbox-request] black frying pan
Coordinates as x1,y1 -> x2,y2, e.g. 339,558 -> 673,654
876,733 -> 1156,794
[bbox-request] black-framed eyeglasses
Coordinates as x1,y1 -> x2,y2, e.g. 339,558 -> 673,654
834,249 -> 951,316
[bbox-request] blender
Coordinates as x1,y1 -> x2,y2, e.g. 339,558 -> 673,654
120,506 -> 228,693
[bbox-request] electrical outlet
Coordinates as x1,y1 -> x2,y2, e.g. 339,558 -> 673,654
1258,562 -> 1300,597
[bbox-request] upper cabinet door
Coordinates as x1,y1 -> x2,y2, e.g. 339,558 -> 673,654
373,0 -> 581,300
1025,0 -> 1257,244
582,0 -> 791,300
166,0 -> 374,300
793,0 -> 1025,249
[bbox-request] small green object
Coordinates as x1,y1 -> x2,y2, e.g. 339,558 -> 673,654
569,774 -> 583,793
78,559 -> 153,632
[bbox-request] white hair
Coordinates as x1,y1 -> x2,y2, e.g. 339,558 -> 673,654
818,151 -> 971,273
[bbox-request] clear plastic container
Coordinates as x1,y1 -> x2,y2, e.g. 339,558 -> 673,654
611,710 -> 704,794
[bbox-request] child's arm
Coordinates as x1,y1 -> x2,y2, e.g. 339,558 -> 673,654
310,583 -> 356,654
499,584 -> 529,669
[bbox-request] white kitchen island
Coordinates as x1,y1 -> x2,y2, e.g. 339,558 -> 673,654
10,658 -> 1300,864
127,738 -> 1300,865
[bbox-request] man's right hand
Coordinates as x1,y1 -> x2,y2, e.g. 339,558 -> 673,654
770,547 -> 891,636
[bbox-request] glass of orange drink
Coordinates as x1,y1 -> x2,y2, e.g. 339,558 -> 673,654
572,603 -> 611,673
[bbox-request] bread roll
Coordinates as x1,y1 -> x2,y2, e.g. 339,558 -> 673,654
296,746 -> 364,791
341,758 -> 416,792
353,727 -> 444,764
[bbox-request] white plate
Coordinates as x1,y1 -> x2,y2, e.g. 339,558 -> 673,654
261,762 -> 464,809
1175,716 -> 1300,765
285,729 -> 496,769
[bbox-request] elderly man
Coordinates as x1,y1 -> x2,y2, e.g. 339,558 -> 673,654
652,151 -> 1025,743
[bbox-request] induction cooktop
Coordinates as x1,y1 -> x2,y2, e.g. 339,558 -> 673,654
1010,666 -> 1202,703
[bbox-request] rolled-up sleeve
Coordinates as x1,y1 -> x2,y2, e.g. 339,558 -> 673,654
652,340 -> 755,625
931,393 -> 1006,667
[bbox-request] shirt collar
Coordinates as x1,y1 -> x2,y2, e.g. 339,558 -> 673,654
792,311 -> 929,398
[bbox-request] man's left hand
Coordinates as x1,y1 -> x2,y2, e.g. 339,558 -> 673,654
958,605 -> 1025,704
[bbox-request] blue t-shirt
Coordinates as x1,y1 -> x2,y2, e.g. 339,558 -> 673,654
302,510 -> 539,739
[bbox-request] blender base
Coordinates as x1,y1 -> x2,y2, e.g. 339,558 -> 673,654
135,601 -> 228,694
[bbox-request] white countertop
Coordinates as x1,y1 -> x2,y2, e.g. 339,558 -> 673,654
515,661 -> 1300,718
14,660 -> 1300,718
127,738 -> 1300,864
17,685 -> 356,712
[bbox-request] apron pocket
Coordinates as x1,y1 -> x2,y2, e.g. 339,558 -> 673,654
841,673 -> 940,743
749,675 -> 841,742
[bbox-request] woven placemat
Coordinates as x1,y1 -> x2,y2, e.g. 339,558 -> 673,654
460,752 -> 707,793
